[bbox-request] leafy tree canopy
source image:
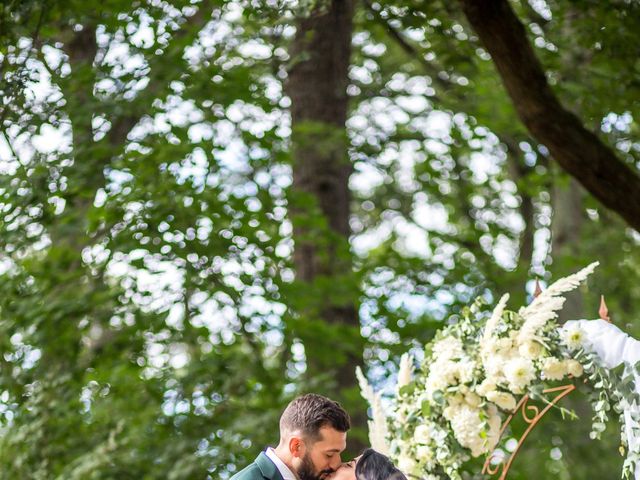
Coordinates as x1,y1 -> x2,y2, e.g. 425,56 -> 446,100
0,0 -> 639,478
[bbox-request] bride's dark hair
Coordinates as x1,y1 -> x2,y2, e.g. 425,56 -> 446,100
355,448 -> 407,480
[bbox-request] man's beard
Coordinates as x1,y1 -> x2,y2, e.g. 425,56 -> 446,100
296,452 -> 334,480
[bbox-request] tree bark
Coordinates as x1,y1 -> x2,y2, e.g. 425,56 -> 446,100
459,0 -> 640,232
286,0 -> 365,435
551,176 -> 586,321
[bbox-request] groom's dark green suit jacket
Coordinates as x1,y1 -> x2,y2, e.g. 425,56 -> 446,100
230,451 -> 285,480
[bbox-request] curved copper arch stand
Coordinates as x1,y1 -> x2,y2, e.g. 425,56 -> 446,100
482,384 -> 576,479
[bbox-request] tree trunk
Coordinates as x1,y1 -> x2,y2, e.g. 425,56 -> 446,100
286,0 -> 365,442
551,176 -> 586,321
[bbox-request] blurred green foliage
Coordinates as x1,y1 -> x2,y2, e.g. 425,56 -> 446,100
0,0 -> 639,478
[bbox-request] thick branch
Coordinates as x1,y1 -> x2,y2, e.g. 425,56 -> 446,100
459,0 -> 640,231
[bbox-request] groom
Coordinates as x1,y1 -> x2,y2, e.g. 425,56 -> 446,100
231,393 -> 351,480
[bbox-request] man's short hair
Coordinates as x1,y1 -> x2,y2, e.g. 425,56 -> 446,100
279,393 -> 351,441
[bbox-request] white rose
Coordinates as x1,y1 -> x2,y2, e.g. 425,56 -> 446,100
518,340 -> 543,359
465,392 -> 482,408
449,393 -> 465,408
397,454 -> 417,475
504,358 -> 535,393
414,424 -> 432,444
486,390 -> 517,411
415,444 -> 434,464
542,357 -> 567,381
443,394 -> 466,421
443,405 -> 458,422
476,379 -> 497,397
565,359 -> 584,377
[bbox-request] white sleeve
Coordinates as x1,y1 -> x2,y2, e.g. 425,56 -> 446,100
563,319 -> 640,479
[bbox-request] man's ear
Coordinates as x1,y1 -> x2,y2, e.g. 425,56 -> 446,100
289,435 -> 305,458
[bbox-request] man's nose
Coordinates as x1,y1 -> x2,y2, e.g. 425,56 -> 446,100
329,455 -> 342,470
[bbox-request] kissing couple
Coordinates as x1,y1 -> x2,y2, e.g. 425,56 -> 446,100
231,393 -> 406,480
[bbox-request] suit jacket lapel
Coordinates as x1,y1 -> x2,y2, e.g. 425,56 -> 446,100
255,451 -> 285,480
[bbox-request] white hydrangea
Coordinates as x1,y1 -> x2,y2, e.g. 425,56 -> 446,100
424,354 -> 478,400
432,336 -> 464,360
442,360 -> 463,384
448,405 -> 501,458
449,407 -> 482,447
443,392 -> 483,423
482,354 -> 509,384
456,359 -> 477,384
480,335 -> 518,386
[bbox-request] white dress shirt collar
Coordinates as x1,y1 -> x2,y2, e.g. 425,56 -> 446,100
265,447 -> 298,480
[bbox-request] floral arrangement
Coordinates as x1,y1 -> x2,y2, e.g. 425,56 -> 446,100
358,262 -> 640,479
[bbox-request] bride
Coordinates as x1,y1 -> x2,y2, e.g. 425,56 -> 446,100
327,448 -> 407,480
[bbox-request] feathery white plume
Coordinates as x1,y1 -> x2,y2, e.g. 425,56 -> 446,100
483,293 -> 510,342
356,366 -> 390,455
396,353 -> 414,393
518,262 -> 599,342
